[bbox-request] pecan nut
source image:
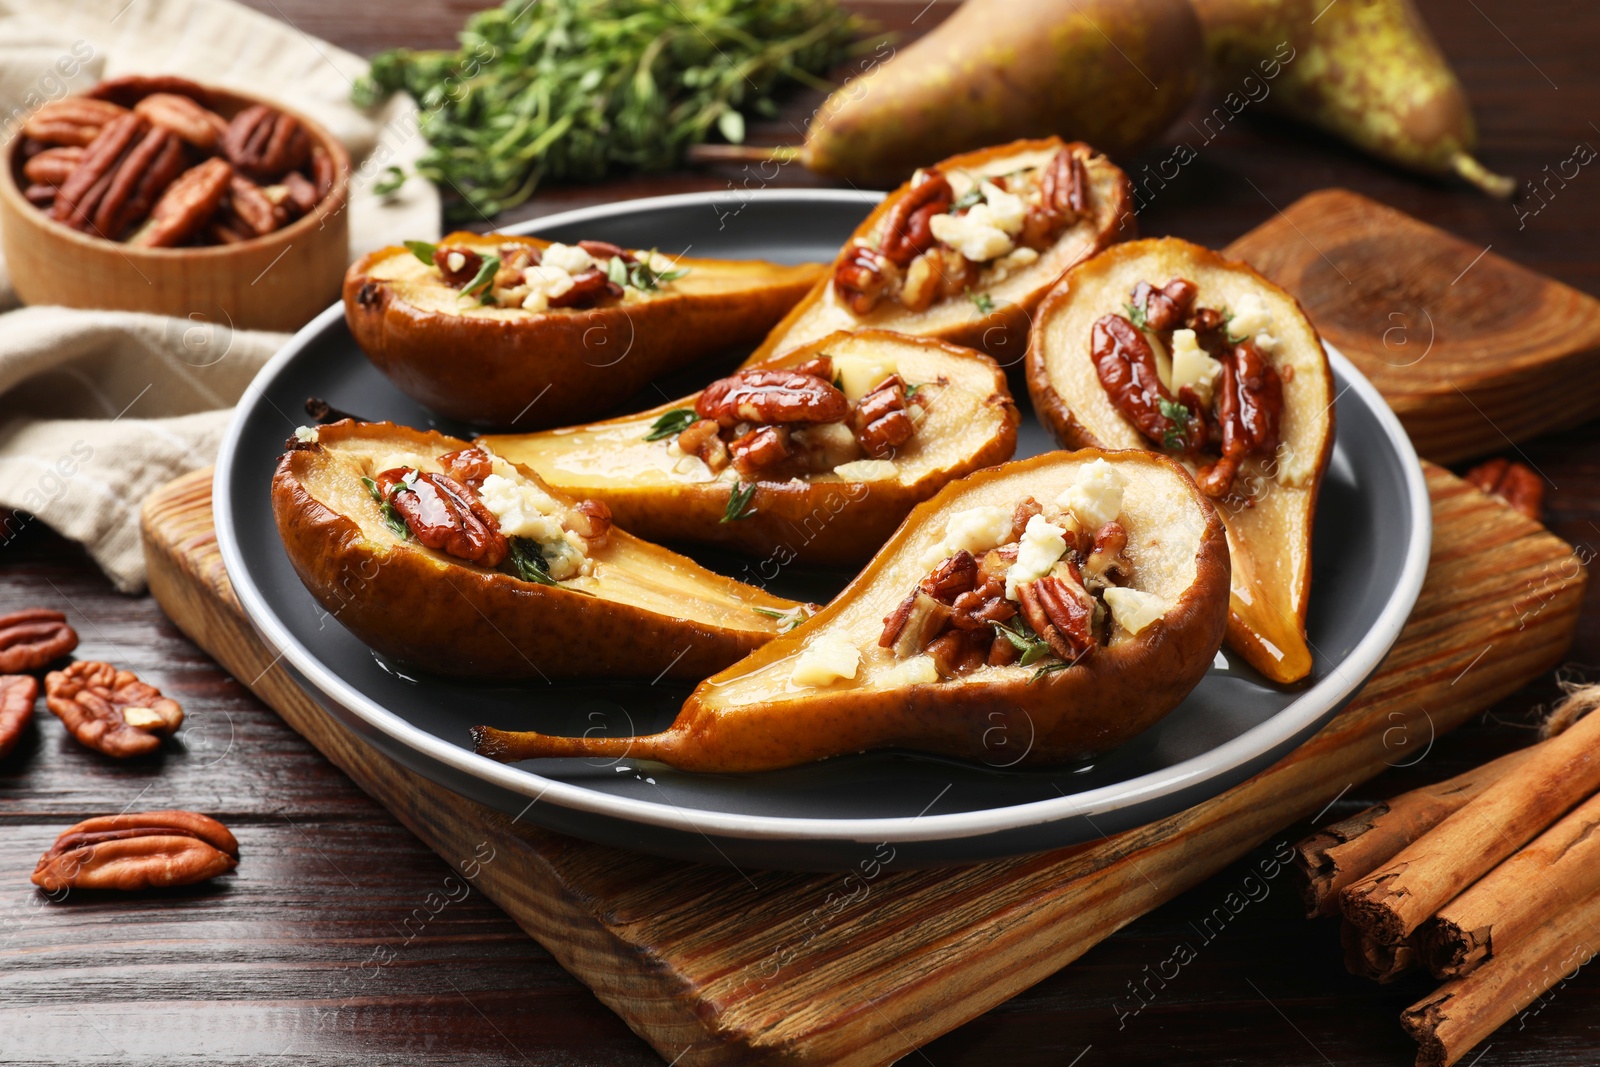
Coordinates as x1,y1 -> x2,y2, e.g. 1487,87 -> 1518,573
45,661 -> 184,758
851,375 -> 916,458
833,244 -> 896,316
880,169 -> 954,267
132,157 -> 233,248
282,170 -> 321,216
0,674 -> 39,761
1017,569 -> 1098,661
52,114 -> 186,238
223,103 -> 311,182
134,92 -> 228,150
0,609 -> 79,672
730,425 -> 798,479
569,500 -> 613,548
1465,457 -> 1545,521
32,811 -> 239,893
547,267 -> 621,308
22,146 -> 86,187
1023,148 -> 1090,249
21,98 -> 129,147
434,245 -> 484,288
24,184 -> 56,209
696,368 -> 849,428
377,468 -> 509,568
880,591 -> 952,657
224,173 -> 284,237
676,419 -> 731,474
1198,340 -> 1283,499
87,75 -> 214,109
1092,313 -> 1203,452
1133,278 -> 1198,333
439,447 -> 495,489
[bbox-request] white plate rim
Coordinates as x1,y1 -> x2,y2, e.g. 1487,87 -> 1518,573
214,188 -> 1432,846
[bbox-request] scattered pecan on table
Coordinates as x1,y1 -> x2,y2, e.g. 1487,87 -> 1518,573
44,660 -> 184,758
18,76 -> 333,246
1464,457 -> 1545,522
32,811 -> 239,893
0,609 -> 78,673
0,674 -> 39,761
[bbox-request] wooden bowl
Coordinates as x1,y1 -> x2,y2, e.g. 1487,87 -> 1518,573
0,83 -> 350,332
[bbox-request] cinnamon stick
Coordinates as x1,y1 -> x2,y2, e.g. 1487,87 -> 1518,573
1340,700 -> 1600,945
1401,889 -> 1600,1067
1340,920 -> 1418,983
1419,789 -> 1600,978
1294,748 -> 1534,917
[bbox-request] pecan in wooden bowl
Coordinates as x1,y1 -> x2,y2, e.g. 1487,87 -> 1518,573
0,75 -> 350,331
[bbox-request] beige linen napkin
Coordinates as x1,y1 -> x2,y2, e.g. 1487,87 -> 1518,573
0,0 -> 440,591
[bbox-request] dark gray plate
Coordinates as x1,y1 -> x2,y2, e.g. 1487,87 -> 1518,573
215,190 -> 1430,871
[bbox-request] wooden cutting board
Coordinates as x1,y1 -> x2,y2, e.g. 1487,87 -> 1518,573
138,191 -> 1591,1064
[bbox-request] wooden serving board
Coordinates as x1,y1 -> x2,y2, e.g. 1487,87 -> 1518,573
1224,189 -> 1600,465
141,461 -> 1585,1066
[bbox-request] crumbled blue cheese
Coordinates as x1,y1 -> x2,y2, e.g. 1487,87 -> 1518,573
1006,514 -> 1068,600
477,474 -> 566,541
834,355 -> 895,401
929,205 -> 1015,262
790,634 -> 861,687
920,505 -> 1013,570
542,534 -> 587,581
1169,328 -> 1224,404
882,654 -> 939,686
520,264 -> 577,312
979,181 -> 1027,233
1055,459 -> 1126,532
833,459 -> 897,481
1104,587 -> 1166,635
293,425 -> 318,443
1229,292 -> 1278,350
542,243 -> 595,275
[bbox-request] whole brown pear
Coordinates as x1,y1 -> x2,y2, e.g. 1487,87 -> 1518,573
801,0 -> 1205,186
1192,0 -> 1514,195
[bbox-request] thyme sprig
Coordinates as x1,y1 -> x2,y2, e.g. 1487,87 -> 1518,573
722,481 -> 758,523
354,0 -> 870,220
645,408 -> 697,441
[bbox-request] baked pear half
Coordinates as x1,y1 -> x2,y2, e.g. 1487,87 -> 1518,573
1026,237 -> 1335,685
742,138 -> 1133,368
479,329 -> 1019,566
271,420 -> 809,682
345,234 -> 825,428
473,450 -> 1230,773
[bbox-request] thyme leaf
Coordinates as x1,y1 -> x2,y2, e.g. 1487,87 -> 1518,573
970,290 -> 996,315
1157,396 -> 1191,451
404,239 -> 438,265
722,481 -> 758,523
645,408 -> 698,441
507,538 -> 559,586
1124,302 -> 1149,330
361,475 -> 411,540
991,617 -> 1051,668
753,605 -> 811,633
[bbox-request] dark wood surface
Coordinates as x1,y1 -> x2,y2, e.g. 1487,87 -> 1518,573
4,0 -> 1599,1063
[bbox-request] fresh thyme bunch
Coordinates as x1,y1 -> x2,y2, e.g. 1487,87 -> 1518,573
354,0 -> 866,220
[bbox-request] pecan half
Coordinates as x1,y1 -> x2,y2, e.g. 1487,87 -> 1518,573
834,244 -> 896,315
880,591 -> 952,657
0,674 -> 38,761
45,661 -> 184,758
926,628 -> 988,676
1465,458 -> 1545,521
309,144 -> 337,199
23,146 -> 86,187
921,550 -> 978,603
24,184 -> 56,209
577,239 -> 634,263
53,115 -> 185,238
134,92 -> 228,150
1092,313 -> 1202,452
22,98 -> 128,147
1084,521 -> 1129,588
377,468 -> 509,568
0,609 -> 78,672
547,267 -> 620,309
131,157 -> 233,248
281,170 -> 321,216
223,103 -> 311,183
730,425 -> 798,480
851,375 -> 915,458
676,418 -> 731,474
225,174 -> 284,237
1023,148 -> 1089,249
950,576 -> 1016,631
569,500 -> 613,548
1133,278 -> 1198,333
1197,341 -> 1283,499
881,170 -> 953,267
434,245 -> 483,288
1017,567 -> 1098,661
439,447 -> 495,489
697,368 -> 848,428
32,811 -> 239,893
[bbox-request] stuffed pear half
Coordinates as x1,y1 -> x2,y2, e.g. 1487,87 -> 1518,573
1026,237 -> 1335,685
272,421 -> 809,682
345,234 -> 824,428
479,330 -> 1019,566
473,451 -> 1230,773
743,138 -> 1134,368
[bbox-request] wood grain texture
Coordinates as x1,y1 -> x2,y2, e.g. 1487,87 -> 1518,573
1225,189 -> 1600,464
135,462 -> 1585,1066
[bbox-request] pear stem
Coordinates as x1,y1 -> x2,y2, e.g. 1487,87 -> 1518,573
1451,152 -> 1517,199
686,143 -> 806,167
471,724 -> 675,764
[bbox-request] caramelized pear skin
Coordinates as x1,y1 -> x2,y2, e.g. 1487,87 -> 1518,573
472,451 -> 1231,773
479,330 -> 1020,566
1025,237 -> 1335,685
271,421 -> 807,683
344,233 -> 825,429
743,138 -> 1134,367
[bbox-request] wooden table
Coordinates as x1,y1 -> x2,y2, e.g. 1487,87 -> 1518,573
5,1 -> 1599,1063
